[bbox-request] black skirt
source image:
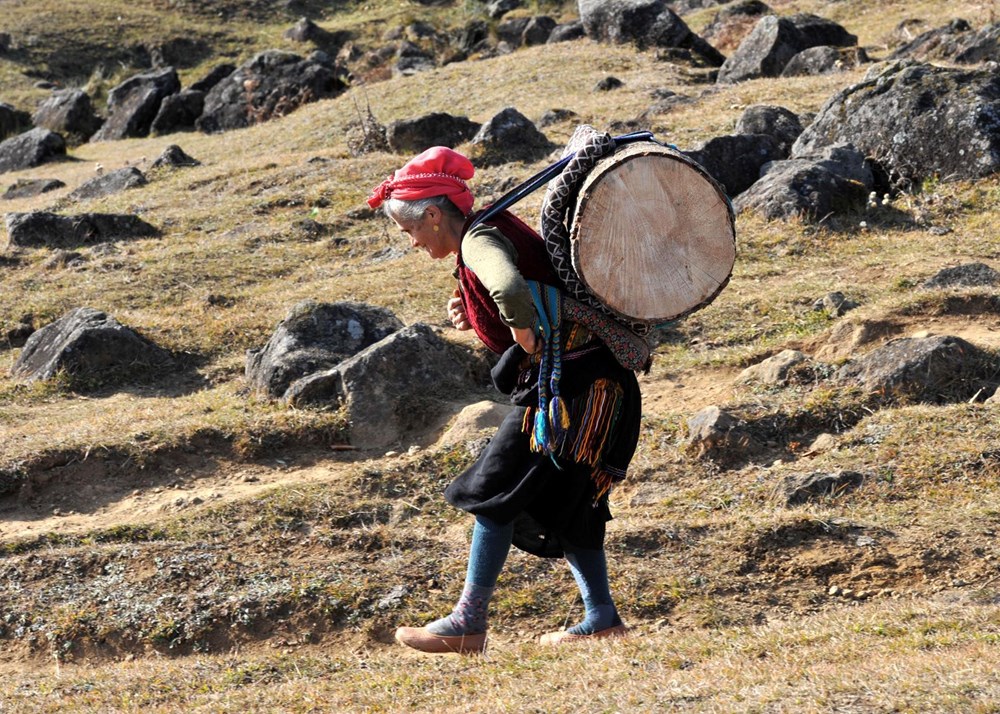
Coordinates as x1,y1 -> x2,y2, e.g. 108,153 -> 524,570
444,342 -> 641,558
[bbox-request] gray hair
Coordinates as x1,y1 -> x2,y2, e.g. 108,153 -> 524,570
383,195 -> 466,223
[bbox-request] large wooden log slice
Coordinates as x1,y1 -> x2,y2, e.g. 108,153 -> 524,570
569,142 -> 736,324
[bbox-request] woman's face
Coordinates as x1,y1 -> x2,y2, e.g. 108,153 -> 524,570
393,209 -> 454,260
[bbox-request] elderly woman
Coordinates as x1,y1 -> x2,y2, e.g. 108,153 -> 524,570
367,146 -> 641,653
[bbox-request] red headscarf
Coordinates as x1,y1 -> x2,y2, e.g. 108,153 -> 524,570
366,146 -> 475,215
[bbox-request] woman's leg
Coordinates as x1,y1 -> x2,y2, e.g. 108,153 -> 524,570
425,514 -> 514,636
563,545 -> 622,635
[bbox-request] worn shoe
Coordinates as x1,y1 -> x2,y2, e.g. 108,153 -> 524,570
394,626 -> 487,654
538,623 -> 628,646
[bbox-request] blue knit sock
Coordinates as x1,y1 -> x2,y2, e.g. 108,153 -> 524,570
426,515 -> 513,637
564,547 -> 622,635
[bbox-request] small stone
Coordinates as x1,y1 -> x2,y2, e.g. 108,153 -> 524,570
384,450 -> 398,457
828,585 -> 841,596
840,588 -> 854,598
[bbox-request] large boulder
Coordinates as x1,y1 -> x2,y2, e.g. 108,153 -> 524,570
150,90 -> 205,135
717,13 -> 856,83
197,51 -> 345,134
386,113 -> 480,153
0,102 -> 32,141
469,107 -> 553,165
91,68 -> 181,142
67,168 -> 148,202
11,307 -> 174,387
189,63 -> 236,93
684,133 -> 784,197
523,16 -> 558,46
0,128 -> 66,175
792,62 -> 1000,186
835,335 -> 998,403
735,104 -> 803,154
548,20 -> 587,43
578,0 -> 725,66
284,323 -> 475,449
31,90 -> 103,145
734,143 -> 874,221
246,300 -> 404,399
4,212 -> 158,249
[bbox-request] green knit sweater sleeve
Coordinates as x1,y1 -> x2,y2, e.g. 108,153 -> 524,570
462,224 -> 537,329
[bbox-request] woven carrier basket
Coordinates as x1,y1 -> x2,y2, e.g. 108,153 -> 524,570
566,141 -> 736,326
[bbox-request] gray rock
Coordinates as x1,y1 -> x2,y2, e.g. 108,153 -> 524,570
91,67 -> 181,142
393,41 -> 436,77
285,17 -> 323,42
197,51 -> 345,134
595,76 -> 624,91
685,133 -> 784,197
579,0 -> 725,65
921,262 -> 1000,289
31,90 -> 103,145
0,102 -> 33,141
782,45 -> 842,76
486,0 -> 521,19
955,23 -> 1000,64
734,143 -> 874,221
11,307 -> 174,386
538,108 -> 579,127
497,18 -> 532,49
3,178 -> 65,200
150,144 -> 201,169
386,113 -> 480,153
737,349 -> 807,385
735,104 -> 803,154
5,212 -> 158,249
792,62 -> 1000,186
784,470 -> 865,506
685,405 -> 741,454
0,128 -> 66,175
470,106 -> 552,165
717,13 -> 856,83
812,291 -> 859,316
889,18 -> 974,63
523,16 -> 557,46
548,20 -> 586,43
835,335 -> 997,403
189,63 -> 236,93
246,300 -> 404,399
455,21 -> 489,54
68,168 -> 147,201
285,323 -> 475,449
150,90 -> 205,135
717,15 -> 805,83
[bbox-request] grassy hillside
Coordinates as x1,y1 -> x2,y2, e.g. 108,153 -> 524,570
2,0 -> 1000,711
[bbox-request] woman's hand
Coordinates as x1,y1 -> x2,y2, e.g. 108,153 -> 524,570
447,289 -> 471,331
511,326 -> 539,354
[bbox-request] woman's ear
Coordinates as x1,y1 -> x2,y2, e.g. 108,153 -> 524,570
422,205 -> 441,224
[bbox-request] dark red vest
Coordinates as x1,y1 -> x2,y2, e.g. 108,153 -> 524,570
456,210 -> 559,353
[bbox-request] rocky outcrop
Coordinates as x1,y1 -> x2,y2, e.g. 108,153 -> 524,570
67,168 -> 148,201
31,90 -> 103,145
196,51 -> 345,133
11,307 -> 174,387
579,0 -> 725,66
734,143 -> 874,221
685,133 -> 784,197
4,212 -> 158,249
91,68 -> 181,142
2,178 -> 65,200
737,349 -> 808,386
0,128 -> 66,175
386,113 -> 480,153
792,62 -> 1000,186
246,300 -> 404,399
469,107 -> 553,165
284,323 -> 475,449
835,335 -> 998,403
717,13 -> 857,83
